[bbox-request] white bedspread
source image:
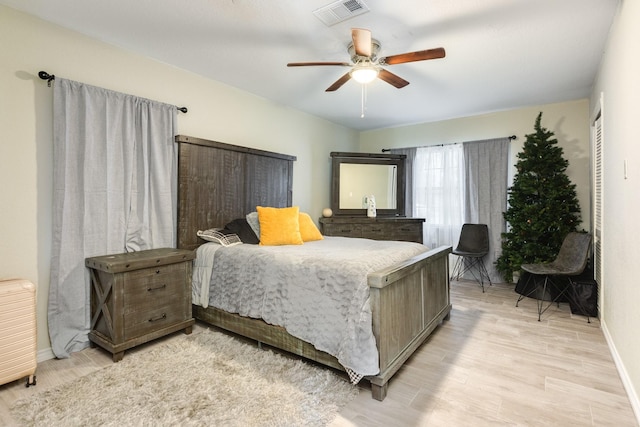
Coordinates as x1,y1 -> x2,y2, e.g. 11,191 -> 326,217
193,236 -> 429,379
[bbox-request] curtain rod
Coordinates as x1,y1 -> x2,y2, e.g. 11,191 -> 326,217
381,135 -> 516,153
38,71 -> 188,114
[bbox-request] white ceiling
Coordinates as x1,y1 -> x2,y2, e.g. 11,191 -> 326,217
3,0 -> 619,131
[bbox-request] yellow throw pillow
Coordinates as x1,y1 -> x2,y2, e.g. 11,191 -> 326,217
299,212 -> 324,242
257,206 -> 303,246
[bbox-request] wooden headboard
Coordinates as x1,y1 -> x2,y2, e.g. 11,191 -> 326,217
175,135 -> 296,250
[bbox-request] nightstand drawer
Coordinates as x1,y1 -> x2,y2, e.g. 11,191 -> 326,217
124,303 -> 185,340
124,265 -> 186,311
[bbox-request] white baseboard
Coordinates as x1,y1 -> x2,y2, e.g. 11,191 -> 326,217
601,318 -> 640,423
37,347 -> 56,363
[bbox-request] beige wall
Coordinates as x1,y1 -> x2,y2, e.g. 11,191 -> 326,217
591,0 -> 640,418
0,6 -> 358,358
359,99 -> 592,232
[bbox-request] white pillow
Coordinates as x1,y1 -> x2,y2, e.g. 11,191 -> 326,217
197,229 -> 242,246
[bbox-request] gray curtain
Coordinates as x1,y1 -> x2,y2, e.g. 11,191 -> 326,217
463,138 -> 510,283
49,78 -> 178,358
389,147 -> 415,217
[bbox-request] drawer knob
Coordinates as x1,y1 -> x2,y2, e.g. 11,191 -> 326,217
148,313 -> 167,322
147,284 -> 167,292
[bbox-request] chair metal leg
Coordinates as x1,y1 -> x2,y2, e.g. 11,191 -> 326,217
518,273 -> 592,323
450,255 -> 491,293
516,274 -> 538,307
477,260 -> 492,291
536,276 -> 574,321
536,277 -> 549,321
465,258 -> 486,293
518,274 -> 590,323
450,256 -> 464,282
516,274 -> 561,321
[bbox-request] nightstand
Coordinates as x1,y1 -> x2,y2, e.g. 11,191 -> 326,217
85,248 -> 196,362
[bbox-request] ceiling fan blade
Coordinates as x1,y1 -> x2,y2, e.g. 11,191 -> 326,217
287,62 -> 351,67
381,47 -> 446,65
352,28 -> 372,58
378,69 -> 410,89
326,72 -> 352,92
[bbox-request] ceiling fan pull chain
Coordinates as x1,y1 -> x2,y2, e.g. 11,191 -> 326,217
361,84 -> 366,118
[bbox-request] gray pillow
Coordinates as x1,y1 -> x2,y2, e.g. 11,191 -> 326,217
245,212 -> 260,239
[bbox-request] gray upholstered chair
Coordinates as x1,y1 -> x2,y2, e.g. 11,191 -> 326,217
450,223 -> 491,292
516,232 -> 592,322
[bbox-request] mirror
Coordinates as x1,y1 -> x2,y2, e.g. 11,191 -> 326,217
330,152 -> 406,217
339,164 -> 397,209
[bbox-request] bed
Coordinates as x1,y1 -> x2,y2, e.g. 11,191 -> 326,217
175,134 -> 452,400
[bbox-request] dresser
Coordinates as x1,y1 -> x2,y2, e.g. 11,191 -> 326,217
319,217 -> 424,244
85,248 -> 195,362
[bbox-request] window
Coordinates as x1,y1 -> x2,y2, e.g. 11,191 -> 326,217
413,144 -> 465,248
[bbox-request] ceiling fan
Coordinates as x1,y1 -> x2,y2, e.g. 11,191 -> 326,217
287,28 -> 446,92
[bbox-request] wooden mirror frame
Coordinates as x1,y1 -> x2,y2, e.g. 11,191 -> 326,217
330,152 -> 406,217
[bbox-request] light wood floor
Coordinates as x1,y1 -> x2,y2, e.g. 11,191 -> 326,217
1,280 -> 637,426
332,280 -> 638,427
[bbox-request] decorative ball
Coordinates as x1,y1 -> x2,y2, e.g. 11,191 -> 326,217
322,208 -> 333,218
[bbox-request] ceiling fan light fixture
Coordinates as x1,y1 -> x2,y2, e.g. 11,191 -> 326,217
350,66 -> 379,84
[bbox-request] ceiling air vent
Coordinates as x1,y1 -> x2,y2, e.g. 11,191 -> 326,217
313,0 -> 370,26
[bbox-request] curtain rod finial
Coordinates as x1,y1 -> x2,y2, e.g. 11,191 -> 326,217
38,71 -> 55,87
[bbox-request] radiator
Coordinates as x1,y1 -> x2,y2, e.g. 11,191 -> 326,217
0,279 -> 37,387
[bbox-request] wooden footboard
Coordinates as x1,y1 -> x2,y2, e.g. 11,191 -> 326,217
367,245 -> 452,400
192,245 -> 451,401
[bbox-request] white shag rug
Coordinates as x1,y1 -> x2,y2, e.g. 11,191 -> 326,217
11,328 -> 359,427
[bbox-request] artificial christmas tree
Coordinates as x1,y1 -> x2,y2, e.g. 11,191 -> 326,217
495,112 -> 581,282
